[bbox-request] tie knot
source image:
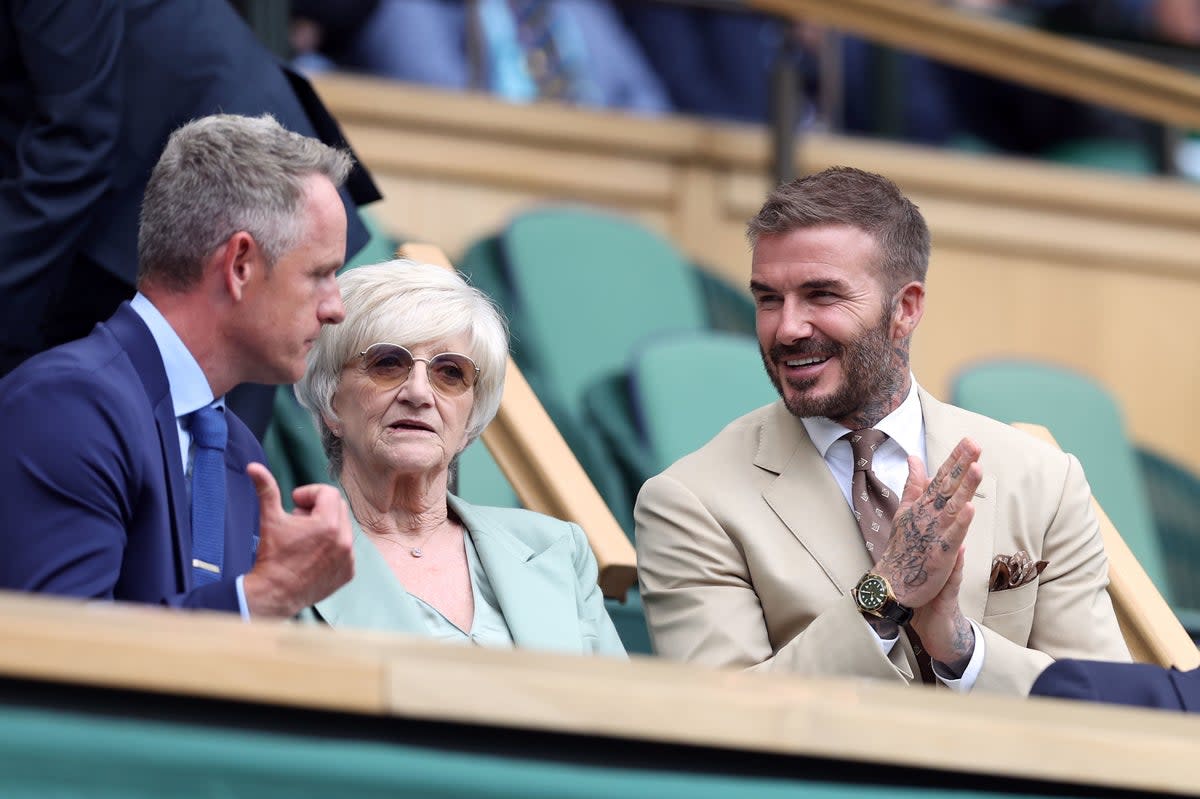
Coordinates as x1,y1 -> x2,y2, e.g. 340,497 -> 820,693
189,405 -> 227,451
847,429 -> 888,472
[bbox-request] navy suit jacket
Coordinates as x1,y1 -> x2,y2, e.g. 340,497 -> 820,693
0,0 -> 380,358
1030,659 -> 1200,712
0,303 -> 262,611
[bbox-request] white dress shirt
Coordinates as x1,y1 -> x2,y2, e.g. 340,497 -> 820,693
800,378 -> 985,692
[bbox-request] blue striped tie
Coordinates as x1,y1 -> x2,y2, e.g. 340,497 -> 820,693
189,405 -> 227,586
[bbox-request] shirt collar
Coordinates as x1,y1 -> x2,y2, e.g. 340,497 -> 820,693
130,293 -> 218,418
801,377 -> 924,458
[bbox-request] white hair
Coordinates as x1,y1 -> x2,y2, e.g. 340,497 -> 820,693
294,260 -> 509,476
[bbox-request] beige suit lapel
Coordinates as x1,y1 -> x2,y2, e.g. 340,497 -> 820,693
919,389 -> 996,623
757,403 -> 875,595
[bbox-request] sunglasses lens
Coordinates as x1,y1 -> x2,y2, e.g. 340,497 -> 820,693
362,345 -> 414,386
428,354 -> 477,395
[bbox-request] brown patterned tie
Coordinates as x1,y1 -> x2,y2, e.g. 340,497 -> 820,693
847,429 -> 936,685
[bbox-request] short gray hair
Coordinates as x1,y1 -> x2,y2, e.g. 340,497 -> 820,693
295,260 -> 509,477
137,113 -> 353,291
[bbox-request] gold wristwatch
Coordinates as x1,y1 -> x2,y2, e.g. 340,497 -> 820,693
852,571 -> 913,625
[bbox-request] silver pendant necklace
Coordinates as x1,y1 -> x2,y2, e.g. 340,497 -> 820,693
378,522 -> 447,559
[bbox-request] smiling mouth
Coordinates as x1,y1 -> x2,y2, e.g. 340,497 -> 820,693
784,355 -> 831,368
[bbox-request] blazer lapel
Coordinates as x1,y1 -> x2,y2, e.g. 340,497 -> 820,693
450,496 -> 583,654
312,515 -> 428,633
106,304 -> 190,592
919,389 -> 996,622
758,403 -> 874,593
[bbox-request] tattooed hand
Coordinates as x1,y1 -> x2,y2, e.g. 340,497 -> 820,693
913,546 -> 976,670
875,437 -> 983,610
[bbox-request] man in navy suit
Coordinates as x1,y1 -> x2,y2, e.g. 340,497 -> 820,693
0,0 -> 381,436
1031,659 -> 1200,712
0,114 -> 354,616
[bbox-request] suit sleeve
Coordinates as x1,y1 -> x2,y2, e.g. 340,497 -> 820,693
0,1 -> 124,348
568,522 -> 627,657
975,452 -> 1131,694
0,370 -> 240,612
636,472 -> 909,681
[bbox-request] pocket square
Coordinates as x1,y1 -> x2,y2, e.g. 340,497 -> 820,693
989,551 -> 1048,592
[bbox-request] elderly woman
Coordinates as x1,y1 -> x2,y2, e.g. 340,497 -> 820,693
294,260 -> 624,656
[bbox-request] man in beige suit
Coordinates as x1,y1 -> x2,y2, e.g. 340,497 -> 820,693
635,167 -> 1129,696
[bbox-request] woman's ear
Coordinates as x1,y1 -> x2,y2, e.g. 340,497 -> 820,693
322,412 -> 342,438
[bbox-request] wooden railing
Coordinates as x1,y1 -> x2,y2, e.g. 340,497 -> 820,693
0,591 -> 1198,795
752,0 -> 1200,129
400,243 -> 636,600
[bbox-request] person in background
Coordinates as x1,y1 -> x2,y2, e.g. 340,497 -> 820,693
290,0 -> 670,114
293,261 -> 624,655
0,0 -> 381,437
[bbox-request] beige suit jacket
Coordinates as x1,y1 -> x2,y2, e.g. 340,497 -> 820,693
635,388 -> 1130,696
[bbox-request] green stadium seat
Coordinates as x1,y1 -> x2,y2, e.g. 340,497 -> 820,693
585,331 -> 777,507
1136,445 -> 1200,638
950,359 -> 1169,597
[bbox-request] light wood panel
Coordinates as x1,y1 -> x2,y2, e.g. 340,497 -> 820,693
316,75 -> 1200,478
399,243 -> 637,600
1,591 -> 1198,796
1012,423 -> 1200,670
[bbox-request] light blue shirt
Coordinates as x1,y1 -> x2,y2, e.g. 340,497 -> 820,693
129,294 -> 250,618
408,530 -> 515,647
800,378 -> 986,692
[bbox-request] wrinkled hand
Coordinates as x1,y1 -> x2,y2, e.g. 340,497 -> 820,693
876,437 -> 982,610
242,463 -> 354,618
912,546 -> 975,671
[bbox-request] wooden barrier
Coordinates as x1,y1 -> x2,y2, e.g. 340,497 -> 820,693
399,243 -> 637,600
0,591 -> 1198,796
315,74 -> 1200,481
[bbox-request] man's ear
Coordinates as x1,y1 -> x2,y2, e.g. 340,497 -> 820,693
890,281 -> 926,341
220,232 -> 258,301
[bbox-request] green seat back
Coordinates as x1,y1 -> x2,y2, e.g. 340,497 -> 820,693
262,387 -> 335,511
341,208 -> 399,273
632,332 -> 777,474
1136,446 -> 1200,632
454,440 -> 520,509
951,360 -> 1168,596
502,208 -> 707,415
1042,137 -> 1155,175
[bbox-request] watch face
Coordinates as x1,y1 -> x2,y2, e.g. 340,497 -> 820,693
857,576 -> 888,611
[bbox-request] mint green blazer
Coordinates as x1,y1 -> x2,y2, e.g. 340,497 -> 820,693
300,494 -> 626,657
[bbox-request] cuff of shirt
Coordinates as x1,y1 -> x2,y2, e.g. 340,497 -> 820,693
933,619 -> 985,692
235,574 -> 250,620
869,621 -> 899,655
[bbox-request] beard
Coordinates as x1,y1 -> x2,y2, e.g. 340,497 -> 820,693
762,306 -> 903,425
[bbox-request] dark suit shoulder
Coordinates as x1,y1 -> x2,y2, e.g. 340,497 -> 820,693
1031,659 -> 1192,711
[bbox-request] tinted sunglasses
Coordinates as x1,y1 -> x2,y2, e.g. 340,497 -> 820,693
357,343 -> 480,397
